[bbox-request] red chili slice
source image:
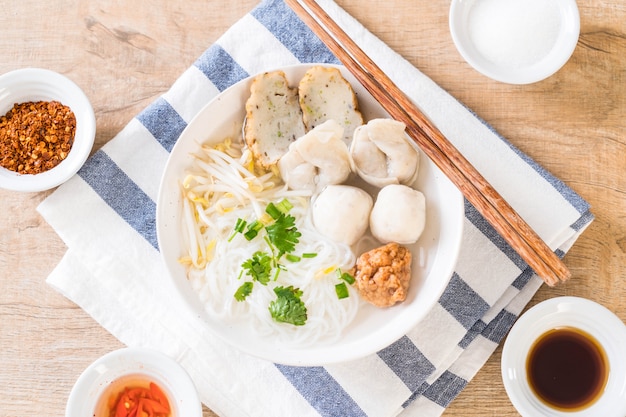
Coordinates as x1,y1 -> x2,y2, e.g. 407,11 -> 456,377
111,383 -> 170,417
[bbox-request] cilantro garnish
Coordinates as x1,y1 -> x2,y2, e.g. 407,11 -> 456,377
241,251 -> 272,285
268,286 -> 308,326
265,213 -> 301,258
229,199 -> 315,326
234,282 -> 253,301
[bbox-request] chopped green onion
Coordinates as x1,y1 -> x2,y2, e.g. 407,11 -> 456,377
302,253 -> 317,259
276,198 -> 293,213
286,254 -> 301,263
228,218 -> 248,241
244,220 -> 264,240
340,272 -> 356,285
335,282 -> 349,299
335,268 -> 355,285
244,229 -> 259,240
247,220 -> 263,232
234,218 -> 247,232
265,202 -> 282,220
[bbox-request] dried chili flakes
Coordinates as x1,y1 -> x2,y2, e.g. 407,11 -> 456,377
0,100 -> 76,175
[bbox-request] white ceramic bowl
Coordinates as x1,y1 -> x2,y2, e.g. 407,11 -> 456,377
66,347 -> 202,417
449,0 -> 580,84
156,63 -> 464,366
502,297 -> 626,417
0,68 -> 96,192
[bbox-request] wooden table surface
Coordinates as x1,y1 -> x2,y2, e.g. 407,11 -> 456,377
1,1 -> 624,416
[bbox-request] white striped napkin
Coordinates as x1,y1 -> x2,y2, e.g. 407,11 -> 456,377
38,0 -> 592,416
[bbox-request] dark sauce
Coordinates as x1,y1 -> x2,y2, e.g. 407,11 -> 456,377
526,327 -> 608,411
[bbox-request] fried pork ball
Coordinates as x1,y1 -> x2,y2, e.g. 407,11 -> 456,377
351,242 -> 412,307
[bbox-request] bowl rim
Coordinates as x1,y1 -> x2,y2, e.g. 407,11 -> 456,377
0,67 -> 96,192
501,296 -> 626,417
449,0 -> 580,84
156,62 -> 465,366
65,347 -> 202,417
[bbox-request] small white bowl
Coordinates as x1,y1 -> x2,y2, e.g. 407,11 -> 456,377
0,68 -> 96,192
449,0 -> 580,84
66,347 -> 202,417
501,297 -> 626,417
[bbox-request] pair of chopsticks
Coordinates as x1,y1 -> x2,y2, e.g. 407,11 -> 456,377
285,0 -> 570,286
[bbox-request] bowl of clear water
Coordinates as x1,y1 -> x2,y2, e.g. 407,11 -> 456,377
449,0 -> 580,84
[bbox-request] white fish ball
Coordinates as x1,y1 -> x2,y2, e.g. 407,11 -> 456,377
312,185 -> 373,246
370,184 -> 426,244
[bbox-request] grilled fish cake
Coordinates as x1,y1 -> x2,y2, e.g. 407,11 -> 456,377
298,66 -> 363,144
244,70 -> 306,169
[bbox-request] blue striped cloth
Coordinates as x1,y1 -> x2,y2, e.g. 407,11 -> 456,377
38,1 -> 593,416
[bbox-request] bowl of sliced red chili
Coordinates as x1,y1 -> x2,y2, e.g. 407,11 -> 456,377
66,347 -> 202,417
0,68 -> 96,192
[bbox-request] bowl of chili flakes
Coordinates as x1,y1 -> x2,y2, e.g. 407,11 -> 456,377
0,68 -> 96,192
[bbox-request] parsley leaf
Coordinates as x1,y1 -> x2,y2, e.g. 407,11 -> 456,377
268,285 -> 307,326
265,213 -> 301,258
230,200 -> 312,317
241,251 -> 272,285
234,282 -> 253,301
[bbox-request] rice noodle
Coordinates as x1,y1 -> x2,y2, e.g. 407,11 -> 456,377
181,139 -> 360,346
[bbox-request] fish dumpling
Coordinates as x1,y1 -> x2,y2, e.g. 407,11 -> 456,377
369,184 -> 426,244
312,185 -> 373,246
278,119 -> 351,194
350,118 -> 419,188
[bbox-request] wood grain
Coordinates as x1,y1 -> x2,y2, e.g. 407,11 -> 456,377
0,1 -> 624,417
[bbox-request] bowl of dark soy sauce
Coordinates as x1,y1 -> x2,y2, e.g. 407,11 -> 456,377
501,297 -> 626,417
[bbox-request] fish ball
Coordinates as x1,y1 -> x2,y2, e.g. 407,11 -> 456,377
370,184 -> 426,244
312,185 -> 373,246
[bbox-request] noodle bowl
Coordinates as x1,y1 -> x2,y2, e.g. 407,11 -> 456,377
180,140 -> 361,346
156,64 -> 464,365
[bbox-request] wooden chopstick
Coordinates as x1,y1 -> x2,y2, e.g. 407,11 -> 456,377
285,0 -> 570,286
